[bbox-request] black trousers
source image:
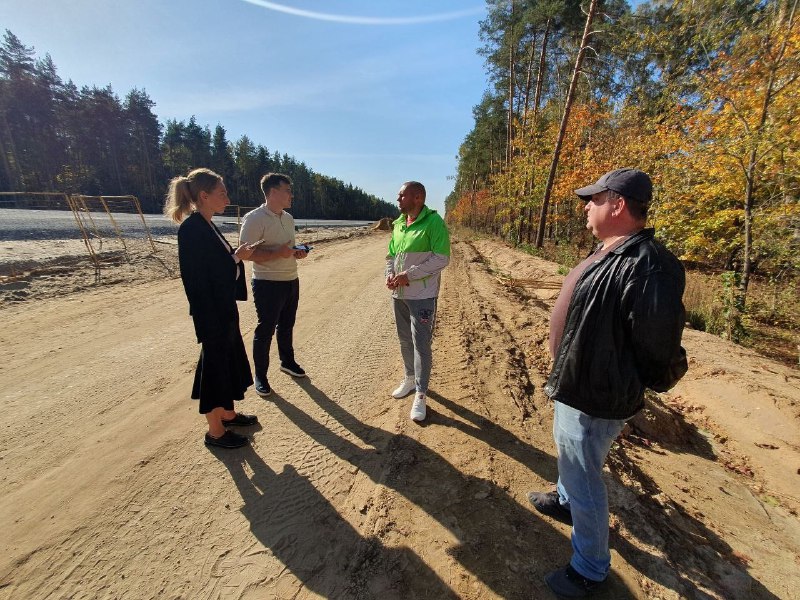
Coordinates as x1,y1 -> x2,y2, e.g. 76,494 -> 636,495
252,278 -> 299,383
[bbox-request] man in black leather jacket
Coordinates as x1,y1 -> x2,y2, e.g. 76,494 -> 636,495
528,168 -> 688,598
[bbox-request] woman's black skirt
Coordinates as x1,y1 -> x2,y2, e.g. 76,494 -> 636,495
191,318 -> 253,414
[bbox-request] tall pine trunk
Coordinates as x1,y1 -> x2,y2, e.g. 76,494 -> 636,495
505,0 -> 516,169
535,0 -> 599,247
519,31 -> 538,150
533,19 -> 551,122
738,0 -> 796,306
520,19 -> 551,244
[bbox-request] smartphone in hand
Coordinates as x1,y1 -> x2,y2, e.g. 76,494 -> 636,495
293,244 -> 313,252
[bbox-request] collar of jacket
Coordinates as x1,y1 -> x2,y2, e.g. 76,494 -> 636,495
594,227 -> 655,256
394,205 -> 434,227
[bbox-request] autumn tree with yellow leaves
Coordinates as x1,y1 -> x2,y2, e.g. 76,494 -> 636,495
448,0 -> 798,351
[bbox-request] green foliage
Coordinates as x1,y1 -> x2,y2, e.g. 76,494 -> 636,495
718,271 -> 749,343
685,309 -> 708,331
682,272 -> 748,340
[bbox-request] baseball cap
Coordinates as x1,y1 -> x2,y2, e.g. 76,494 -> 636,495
575,168 -> 653,205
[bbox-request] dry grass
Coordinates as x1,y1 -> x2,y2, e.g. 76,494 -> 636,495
450,225 -> 799,368
684,270 -> 799,368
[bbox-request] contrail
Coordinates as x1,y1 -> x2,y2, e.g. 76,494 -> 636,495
240,0 -> 483,25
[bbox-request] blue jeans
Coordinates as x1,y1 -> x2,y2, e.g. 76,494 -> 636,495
393,297 -> 437,394
553,401 -> 626,582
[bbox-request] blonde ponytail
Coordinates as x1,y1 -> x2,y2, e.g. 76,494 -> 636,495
163,168 -> 223,223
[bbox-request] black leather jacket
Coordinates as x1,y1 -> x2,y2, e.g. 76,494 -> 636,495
544,228 -> 688,419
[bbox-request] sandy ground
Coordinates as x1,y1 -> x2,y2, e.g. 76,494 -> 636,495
0,230 -> 798,599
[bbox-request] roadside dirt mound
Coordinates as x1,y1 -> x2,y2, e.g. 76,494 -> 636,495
456,236 -> 800,598
373,217 -> 393,231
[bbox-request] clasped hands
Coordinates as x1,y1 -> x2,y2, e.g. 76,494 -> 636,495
386,272 -> 410,289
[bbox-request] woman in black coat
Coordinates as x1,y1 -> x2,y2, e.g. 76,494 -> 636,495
165,168 -> 258,449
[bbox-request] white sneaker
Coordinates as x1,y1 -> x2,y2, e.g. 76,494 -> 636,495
391,376 -> 415,399
410,393 -> 427,422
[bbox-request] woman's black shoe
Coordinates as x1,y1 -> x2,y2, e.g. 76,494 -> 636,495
204,430 -> 248,449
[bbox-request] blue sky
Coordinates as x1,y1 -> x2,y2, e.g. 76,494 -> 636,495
0,1 -> 489,213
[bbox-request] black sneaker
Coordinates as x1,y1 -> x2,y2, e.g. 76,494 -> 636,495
544,565 -> 607,597
255,380 -> 272,397
204,430 -> 248,449
280,362 -> 306,378
527,490 -> 573,525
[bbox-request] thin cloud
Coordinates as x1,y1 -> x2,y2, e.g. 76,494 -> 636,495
240,0 -> 483,25
300,153 -> 454,161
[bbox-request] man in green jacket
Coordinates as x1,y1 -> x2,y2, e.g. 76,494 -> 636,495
385,181 -> 451,422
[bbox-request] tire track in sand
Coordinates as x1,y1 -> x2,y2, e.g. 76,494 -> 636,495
0,233 -> 424,600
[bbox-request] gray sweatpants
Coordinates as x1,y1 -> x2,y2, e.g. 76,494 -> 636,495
393,297 -> 438,394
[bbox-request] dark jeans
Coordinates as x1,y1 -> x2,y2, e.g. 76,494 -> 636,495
252,278 -> 299,384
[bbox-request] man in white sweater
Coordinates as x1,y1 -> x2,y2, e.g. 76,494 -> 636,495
239,173 -> 309,397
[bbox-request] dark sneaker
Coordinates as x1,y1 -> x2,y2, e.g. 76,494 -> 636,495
255,380 -> 272,397
527,490 -> 573,525
204,430 -> 248,449
544,565 -> 607,597
280,362 -> 306,378
221,413 -> 259,427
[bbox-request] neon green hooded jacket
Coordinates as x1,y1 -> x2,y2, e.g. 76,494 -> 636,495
385,205 -> 450,300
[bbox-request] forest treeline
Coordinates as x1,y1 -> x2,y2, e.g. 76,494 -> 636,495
447,0 -> 798,329
0,30 -> 398,220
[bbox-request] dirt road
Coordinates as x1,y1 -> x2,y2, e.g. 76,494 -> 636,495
1,231 -> 798,599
